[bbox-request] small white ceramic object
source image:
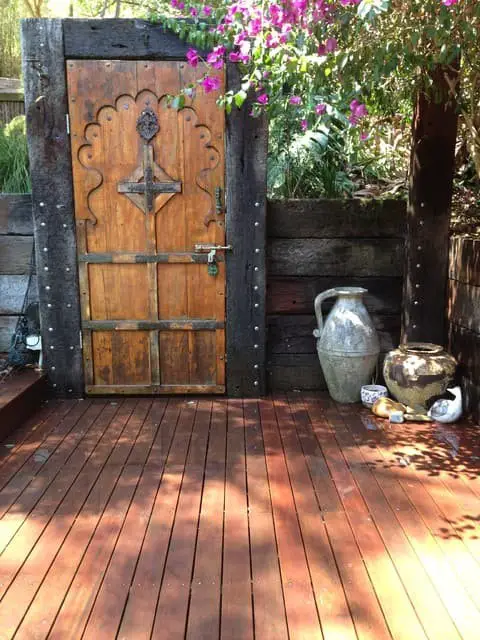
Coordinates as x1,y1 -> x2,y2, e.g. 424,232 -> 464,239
389,410 -> 404,424
361,384 -> 388,409
427,386 -> 463,423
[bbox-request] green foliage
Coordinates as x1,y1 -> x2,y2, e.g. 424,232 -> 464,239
268,110 -> 410,200
0,0 -> 22,77
0,116 -> 31,193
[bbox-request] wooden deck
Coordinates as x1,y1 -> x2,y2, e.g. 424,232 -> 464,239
0,395 -> 479,639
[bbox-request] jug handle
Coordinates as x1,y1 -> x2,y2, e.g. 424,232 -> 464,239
313,288 -> 339,338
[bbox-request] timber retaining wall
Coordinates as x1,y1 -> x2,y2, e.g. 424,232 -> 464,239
266,199 -> 406,391
0,194 -> 36,352
448,236 -> 480,421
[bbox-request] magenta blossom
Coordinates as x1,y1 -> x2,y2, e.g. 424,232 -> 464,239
301,119 -> 308,131
207,45 -> 226,70
186,48 -> 199,68
201,76 -> 221,94
289,95 -> 302,105
315,103 -> 327,115
349,99 -> 368,125
257,93 -> 269,105
325,38 -> 337,53
442,0 -> 458,5
190,6 -> 198,16
203,5 -> 213,16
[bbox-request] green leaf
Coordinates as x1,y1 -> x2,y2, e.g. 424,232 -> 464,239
234,90 -> 248,108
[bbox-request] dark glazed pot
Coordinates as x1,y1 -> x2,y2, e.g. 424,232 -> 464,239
383,343 -> 457,409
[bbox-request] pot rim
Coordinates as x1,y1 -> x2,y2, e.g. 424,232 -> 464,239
334,286 -> 368,296
399,342 -> 444,355
361,384 -> 387,392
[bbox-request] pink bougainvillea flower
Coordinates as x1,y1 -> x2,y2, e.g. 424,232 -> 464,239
207,45 -> 226,70
301,119 -> 308,131
190,6 -> 198,17
289,95 -> 302,105
257,93 -> 269,105
266,32 -> 280,48
247,18 -> 262,37
442,0 -> 458,5
186,48 -> 199,68
201,75 -> 221,93
325,37 -> 337,53
355,104 -> 368,117
178,1 -> 184,8
203,5 -> 213,16
171,0 -> 178,6
349,99 -> 368,125
315,103 -> 327,115
317,43 -> 327,56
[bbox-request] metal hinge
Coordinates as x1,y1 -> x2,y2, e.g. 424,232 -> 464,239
65,114 -> 70,135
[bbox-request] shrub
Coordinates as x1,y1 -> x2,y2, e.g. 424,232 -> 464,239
0,115 -> 30,193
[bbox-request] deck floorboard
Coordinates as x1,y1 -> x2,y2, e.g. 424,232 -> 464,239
0,394 -> 478,640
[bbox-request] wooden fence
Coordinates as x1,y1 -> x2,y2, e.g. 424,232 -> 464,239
0,194 -> 35,352
448,236 -> 480,421
0,78 -> 24,127
266,199 -> 406,391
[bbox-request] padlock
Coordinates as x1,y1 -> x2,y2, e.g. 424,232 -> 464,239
207,249 -> 218,276
208,262 -> 219,276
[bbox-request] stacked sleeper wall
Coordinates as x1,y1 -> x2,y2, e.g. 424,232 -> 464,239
0,194 -> 36,352
266,199 -> 406,391
448,236 -> 480,421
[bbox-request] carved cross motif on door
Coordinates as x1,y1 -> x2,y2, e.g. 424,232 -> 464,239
117,144 -> 182,214
117,107 -> 182,214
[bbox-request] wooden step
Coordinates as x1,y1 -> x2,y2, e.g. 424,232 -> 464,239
0,370 -> 48,440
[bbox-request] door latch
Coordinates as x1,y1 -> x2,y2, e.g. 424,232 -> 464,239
194,244 -> 232,252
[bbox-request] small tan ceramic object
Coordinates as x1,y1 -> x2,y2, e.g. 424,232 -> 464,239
372,397 -> 408,418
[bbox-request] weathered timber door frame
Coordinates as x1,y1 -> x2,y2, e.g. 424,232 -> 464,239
21,18 -> 268,397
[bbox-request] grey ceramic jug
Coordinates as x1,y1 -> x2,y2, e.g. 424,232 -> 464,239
313,287 -> 380,403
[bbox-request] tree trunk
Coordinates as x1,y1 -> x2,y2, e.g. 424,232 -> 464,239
402,64 -> 459,346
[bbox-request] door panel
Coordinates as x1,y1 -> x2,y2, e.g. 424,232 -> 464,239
67,60 -> 226,394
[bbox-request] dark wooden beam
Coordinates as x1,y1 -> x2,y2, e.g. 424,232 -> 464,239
226,63 -> 268,397
268,199 -> 406,239
402,64 -> 459,346
21,18 -> 84,397
63,19 -> 202,60
0,194 -> 33,235
268,238 -> 404,277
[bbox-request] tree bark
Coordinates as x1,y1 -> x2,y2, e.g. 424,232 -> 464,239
402,64 -> 460,346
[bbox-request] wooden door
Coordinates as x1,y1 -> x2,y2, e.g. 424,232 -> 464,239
67,60 -> 226,394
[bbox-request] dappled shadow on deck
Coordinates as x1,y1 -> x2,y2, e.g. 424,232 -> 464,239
0,394 -> 478,639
